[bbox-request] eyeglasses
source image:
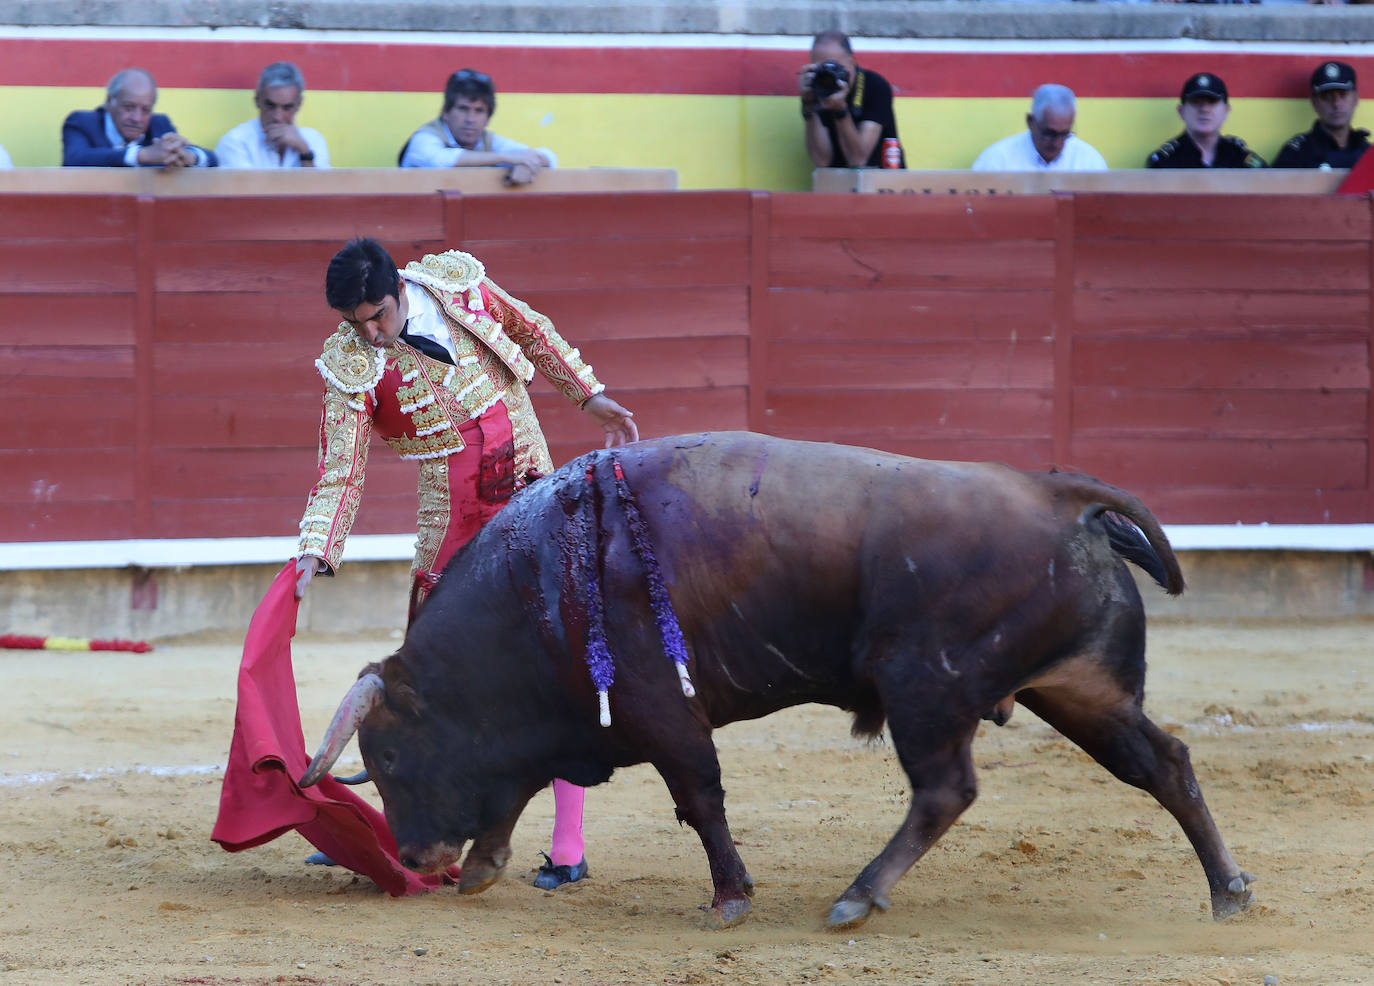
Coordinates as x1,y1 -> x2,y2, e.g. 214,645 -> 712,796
450,69 -> 492,86
1034,126 -> 1073,141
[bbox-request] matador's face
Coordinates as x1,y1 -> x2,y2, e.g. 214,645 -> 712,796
339,290 -> 408,349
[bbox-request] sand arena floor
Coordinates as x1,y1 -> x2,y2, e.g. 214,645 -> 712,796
1,619 -> 1371,986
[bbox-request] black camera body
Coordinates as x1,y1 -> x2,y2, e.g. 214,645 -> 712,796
811,60 -> 850,99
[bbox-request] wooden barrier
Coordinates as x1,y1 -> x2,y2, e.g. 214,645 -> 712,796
814,169 -> 1346,195
2,188 -> 1369,544
0,168 -> 678,196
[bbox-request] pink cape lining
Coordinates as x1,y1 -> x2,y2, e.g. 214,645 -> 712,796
210,561 -> 458,895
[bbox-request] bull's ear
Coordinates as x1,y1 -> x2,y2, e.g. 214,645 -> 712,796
378,656 -> 423,718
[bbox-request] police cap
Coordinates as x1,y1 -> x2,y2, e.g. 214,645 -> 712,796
1181,73 -> 1228,103
1311,61 -> 1357,94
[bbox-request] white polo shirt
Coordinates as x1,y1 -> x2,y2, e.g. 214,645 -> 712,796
971,130 -> 1109,172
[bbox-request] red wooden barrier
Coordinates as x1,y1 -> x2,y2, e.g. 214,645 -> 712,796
2,189 -> 1369,544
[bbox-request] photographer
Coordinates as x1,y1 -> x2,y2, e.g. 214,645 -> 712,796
800,30 -> 902,169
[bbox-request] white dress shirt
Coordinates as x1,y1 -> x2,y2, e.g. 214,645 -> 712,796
215,118 -> 331,169
971,130 -> 1109,172
0,144 -> 11,169
402,282 -> 460,362
400,121 -> 557,170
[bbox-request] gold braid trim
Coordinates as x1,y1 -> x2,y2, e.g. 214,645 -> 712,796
483,277 -> 604,405
412,456 -> 451,578
297,388 -> 373,572
315,328 -> 385,394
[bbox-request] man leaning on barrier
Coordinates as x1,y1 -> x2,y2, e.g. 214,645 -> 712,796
398,68 -> 557,186
799,30 -> 903,169
62,68 -> 216,169
1274,61 -> 1369,170
971,84 -> 1107,172
216,61 -> 331,170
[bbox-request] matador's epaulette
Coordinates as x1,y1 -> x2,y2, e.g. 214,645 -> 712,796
316,327 -> 385,395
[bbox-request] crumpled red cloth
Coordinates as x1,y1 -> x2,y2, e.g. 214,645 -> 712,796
211,561 -> 458,895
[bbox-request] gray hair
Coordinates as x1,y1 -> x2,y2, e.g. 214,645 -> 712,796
106,68 -> 156,103
256,61 -> 306,97
1029,84 -> 1076,122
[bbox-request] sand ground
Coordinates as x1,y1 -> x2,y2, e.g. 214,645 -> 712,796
1,619 -> 1371,986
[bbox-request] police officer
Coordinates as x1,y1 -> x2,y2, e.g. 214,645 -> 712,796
1273,61 -> 1369,169
1147,73 -> 1265,169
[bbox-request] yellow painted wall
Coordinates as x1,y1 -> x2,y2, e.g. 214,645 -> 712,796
4,86 -> 1368,187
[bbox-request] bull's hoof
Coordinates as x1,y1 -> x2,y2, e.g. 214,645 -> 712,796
706,895 -> 752,929
1212,871 -> 1257,921
458,861 -> 506,896
826,892 -> 889,930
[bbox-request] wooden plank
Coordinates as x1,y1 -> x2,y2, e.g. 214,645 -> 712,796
749,190 -> 771,435
152,343 -> 325,395
145,494 -> 421,540
0,295 -> 136,347
1073,194 -> 1370,242
152,239 -> 446,293
464,191 -> 750,242
1073,387 -> 1368,440
462,237 -> 751,293
1124,487 -> 1369,525
0,345 -> 134,384
534,387 -> 749,451
766,340 -> 1053,390
0,449 -> 134,501
0,241 -> 135,293
1069,438 -> 1366,490
515,286 -> 750,341
151,395 -> 322,448
1076,239 -> 1369,293
0,501 -> 138,541
764,389 -> 1053,439
1053,194 -> 1074,469
0,194 -> 136,239
134,195 -> 155,537
769,288 -> 1054,342
527,337 -> 746,392
770,192 -> 1059,241
1074,339 -> 1370,390
1074,288 -> 1369,337
153,195 -> 444,242
155,291 -> 336,344
149,447 -> 418,501
10,394 -> 136,450
769,238 -> 1055,291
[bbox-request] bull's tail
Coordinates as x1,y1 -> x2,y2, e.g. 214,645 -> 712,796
1056,473 -> 1185,596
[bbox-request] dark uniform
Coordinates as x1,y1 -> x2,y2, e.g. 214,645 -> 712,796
1272,121 -> 1371,169
814,67 -> 904,169
1147,131 -> 1266,169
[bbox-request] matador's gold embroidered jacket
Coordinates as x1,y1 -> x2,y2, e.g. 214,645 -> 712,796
296,250 -> 604,573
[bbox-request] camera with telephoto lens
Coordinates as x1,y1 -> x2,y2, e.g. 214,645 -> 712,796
811,60 -> 850,99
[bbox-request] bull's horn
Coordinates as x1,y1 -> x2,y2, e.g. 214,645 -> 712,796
299,673 -> 385,788
332,769 -> 370,785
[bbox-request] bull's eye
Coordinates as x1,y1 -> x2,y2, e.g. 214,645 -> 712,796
379,748 -> 398,773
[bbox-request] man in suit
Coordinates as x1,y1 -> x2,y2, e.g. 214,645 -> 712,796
62,68 -> 216,168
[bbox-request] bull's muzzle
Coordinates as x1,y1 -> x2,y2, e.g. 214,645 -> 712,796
299,672 -> 385,787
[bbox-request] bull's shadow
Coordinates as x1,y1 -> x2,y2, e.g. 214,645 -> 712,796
303,432 -> 1254,929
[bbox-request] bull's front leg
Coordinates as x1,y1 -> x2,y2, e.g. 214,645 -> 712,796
458,783 -> 542,895
655,754 -> 755,928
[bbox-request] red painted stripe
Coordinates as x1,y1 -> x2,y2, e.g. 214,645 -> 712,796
0,38 -> 1363,99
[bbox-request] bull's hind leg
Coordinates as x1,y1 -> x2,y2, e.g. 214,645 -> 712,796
827,720 -> 980,929
1018,678 -> 1255,920
651,739 -> 755,929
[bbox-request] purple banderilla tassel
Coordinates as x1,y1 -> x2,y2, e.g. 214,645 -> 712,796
611,457 -> 696,698
582,461 -> 615,726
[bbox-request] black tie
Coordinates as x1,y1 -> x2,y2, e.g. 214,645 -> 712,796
398,324 -> 455,365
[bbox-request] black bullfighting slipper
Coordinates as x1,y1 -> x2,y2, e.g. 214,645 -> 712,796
533,851 -> 588,890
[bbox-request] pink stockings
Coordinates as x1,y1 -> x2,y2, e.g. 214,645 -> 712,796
550,779 -> 586,865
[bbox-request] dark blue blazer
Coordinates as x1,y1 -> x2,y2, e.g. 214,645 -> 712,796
61,107 -> 217,167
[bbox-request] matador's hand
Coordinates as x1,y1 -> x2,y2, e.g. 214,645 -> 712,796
582,394 -> 639,448
295,556 -> 326,599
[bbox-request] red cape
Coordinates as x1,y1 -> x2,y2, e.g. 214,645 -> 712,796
211,561 -> 457,895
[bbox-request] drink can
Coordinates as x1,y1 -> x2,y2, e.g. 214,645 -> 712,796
882,138 -> 902,169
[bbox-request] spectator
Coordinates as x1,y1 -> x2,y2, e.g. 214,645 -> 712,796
971,84 -> 1108,171
216,62 -> 330,169
799,30 -> 902,169
0,144 -> 11,169
1147,73 -> 1266,168
398,69 -> 556,186
62,68 -> 215,168
1273,61 -> 1369,169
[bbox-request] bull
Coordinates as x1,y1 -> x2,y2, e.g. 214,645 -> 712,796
302,432 -> 1254,928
